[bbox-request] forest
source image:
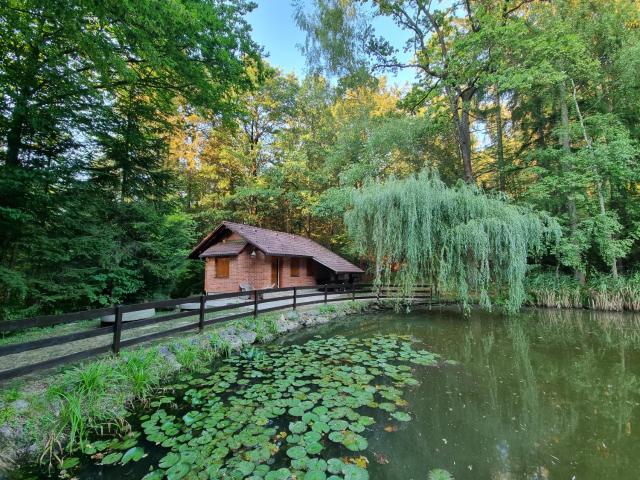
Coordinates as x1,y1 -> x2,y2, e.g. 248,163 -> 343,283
1,0 -> 640,320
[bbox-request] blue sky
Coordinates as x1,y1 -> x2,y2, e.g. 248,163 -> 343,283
247,0 -> 416,86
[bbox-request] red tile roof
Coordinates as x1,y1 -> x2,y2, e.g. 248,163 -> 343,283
190,221 -> 364,274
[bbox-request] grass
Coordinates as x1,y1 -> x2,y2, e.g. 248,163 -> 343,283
0,319 -> 101,346
525,271 -> 640,312
0,300 -> 373,468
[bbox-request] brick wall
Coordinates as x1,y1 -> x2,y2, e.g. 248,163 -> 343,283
203,251 -> 318,293
280,257 -> 317,288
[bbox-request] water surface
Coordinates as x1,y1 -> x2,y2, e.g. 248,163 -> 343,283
282,307 -> 640,479
13,307 -> 640,479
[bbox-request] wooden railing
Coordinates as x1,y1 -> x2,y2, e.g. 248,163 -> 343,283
0,284 -> 433,382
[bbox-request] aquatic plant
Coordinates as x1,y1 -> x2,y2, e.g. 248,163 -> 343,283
346,171 -> 561,313
428,468 -> 454,480
526,270 -> 640,311
525,270 -> 583,309
62,334 -> 441,479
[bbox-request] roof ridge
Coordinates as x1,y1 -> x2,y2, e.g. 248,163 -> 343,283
224,220 -> 322,242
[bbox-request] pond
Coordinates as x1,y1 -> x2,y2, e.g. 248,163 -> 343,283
13,307 -> 640,479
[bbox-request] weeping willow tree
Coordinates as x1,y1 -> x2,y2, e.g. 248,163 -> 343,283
346,171 -> 561,313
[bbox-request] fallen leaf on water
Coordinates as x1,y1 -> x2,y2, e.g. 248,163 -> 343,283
373,451 -> 389,464
384,424 -> 398,432
342,456 -> 369,468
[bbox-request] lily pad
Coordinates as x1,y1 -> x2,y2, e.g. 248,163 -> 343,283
391,411 -> 411,422
100,452 -> 122,465
60,457 -> 80,470
121,446 -> 145,465
287,446 -> 307,460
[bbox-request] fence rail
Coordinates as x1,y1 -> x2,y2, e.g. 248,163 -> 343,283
0,283 -> 433,382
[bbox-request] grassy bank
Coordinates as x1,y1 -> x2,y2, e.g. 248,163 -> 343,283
525,271 -> 640,311
0,301 -> 371,472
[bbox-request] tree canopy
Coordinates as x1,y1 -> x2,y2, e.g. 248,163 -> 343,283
1,0 -> 640,318
346,171 -> 561,313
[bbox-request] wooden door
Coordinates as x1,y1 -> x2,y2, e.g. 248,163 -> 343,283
271,257 -> 279,287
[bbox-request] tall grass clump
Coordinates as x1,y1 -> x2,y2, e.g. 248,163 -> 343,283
587,273 -> 640,312
526,271 -> 640,311
588,274 -> 625,311
621,273 -> 640,311
525,270 -> 584,309
346,170 -> 561,313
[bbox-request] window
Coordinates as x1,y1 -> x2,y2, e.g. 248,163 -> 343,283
290,257 -> 300,277
306,258 -> 314,276
215,257 -> 230,278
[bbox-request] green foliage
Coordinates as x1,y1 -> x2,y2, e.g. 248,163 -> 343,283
60,334 -> 439,478
428,469 -> 454,480
526,270 -> 640,312
346,171 -> 561,313
0,0 -> 261,320
2,0 -> 640,320
525,270 -> 583,309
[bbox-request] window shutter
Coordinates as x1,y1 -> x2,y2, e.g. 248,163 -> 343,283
215,257 -> 230,278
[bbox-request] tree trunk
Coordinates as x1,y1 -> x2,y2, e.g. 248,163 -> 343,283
559,84 -> 585,283
446,86 -> 475,183
569,79 -> 617,277
459,106 -> 474,184
495,88 -> 505,191
6,107 -> 25,167
5,39 -> 41,168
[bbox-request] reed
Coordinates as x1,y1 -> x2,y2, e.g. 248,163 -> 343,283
526,271 -> 640,312
525,271 -> 583,309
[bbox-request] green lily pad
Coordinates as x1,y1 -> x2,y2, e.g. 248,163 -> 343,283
60,457 -> 79,469
391,411 -> 411,422
290,421 -> 307,434
327,458 -> 344,474
237,460 -> 256,475
141,470 -> 164,480
158,452 -> 180,469
428,469 -> 454,480
121,446 -> 145,465
265,467 -> 292,480
287,446 -> 307,460
343,464 -> 369,480
100,452 -> 122,465
304,470 -> 327,480
166,461 -> 191,480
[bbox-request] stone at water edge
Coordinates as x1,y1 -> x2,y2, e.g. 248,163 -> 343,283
237,330 -> 257,345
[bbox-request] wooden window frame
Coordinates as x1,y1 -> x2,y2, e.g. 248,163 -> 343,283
215,257 -> 230,278
290,257 -> 300,277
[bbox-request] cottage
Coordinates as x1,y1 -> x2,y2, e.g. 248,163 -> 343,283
188,221 -> 364,293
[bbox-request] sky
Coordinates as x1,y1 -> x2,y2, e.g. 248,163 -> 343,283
247,0 -> 417,87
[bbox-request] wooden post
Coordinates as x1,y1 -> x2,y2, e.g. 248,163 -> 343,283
351,283 -> 355,301
112,305 -> 123,355
293,287 -> 297,310
198,294 -> 205,332
253,290 -> 259,317
324,284 -> 328,304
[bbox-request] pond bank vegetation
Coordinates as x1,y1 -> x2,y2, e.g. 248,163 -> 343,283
526,271 -> 640,312
0,301 -> 373,473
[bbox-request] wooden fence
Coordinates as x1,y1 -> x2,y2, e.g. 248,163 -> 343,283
0,284 -> 433,382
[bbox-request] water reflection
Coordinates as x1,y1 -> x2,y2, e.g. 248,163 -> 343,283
283,307 -> 640,479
